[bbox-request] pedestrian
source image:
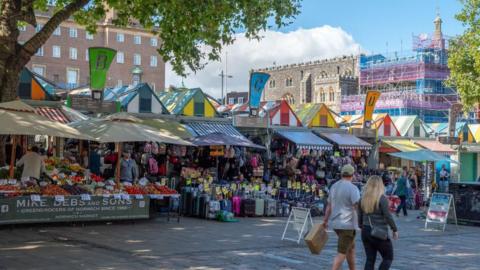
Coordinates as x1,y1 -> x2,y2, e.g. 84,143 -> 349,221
393,169 -> 408,217
323,164 -> 361,270
16,145 -> 45,180
120,151 -> 139,184
358,175 -> 399,270
439,165 -> 450,193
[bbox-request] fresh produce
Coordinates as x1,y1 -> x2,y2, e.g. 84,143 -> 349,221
143,184 -> 162,194
155,185 -> 177,194
41,185 -> 70,196
0,185 -> 21,197
125,186 -> 146,195
90,173 -> 104,182
61,185 -> 91,195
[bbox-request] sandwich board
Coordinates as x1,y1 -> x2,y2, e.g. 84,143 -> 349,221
425,193 -> 457,231
281,207 -> 313,244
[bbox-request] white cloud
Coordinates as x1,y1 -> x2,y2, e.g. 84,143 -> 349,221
165,25 -> 363,98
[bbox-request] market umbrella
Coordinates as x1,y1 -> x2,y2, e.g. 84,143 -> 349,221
69,113 -> 193,182
388,149 -> 459,164
0,100 -> 93,178
188,132 -> 265,149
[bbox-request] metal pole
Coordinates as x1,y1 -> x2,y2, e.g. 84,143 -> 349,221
219,70 -> 224,105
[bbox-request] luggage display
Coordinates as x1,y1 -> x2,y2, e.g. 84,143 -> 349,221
241,199 -> 256,217
199,194 -> 210,218
193,192 -> 201,217
220,200 -> 232,213
233,196 -> 242,216
305,224 -> 328,255
207,200 -> 221,219
276,201 -> 290,217
264,199 -> 277,217
255,198 -> 265,216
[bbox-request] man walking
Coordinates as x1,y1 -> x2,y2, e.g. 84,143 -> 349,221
323,164 -> 361,270
394,169 -> 408,217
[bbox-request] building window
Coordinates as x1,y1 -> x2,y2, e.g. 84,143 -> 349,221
66,68 -> 79,89
337,66 -> 340,74
134,35 -> 142,45
269,80 -> 276,88
300,70 -> 304,78
132,74 -> 140,86
117,80 -> 123,87
238,97 -> 244,104
35,24 -> 43,33
133,54 -> 141,65
18,25 -> 27,32
32,65 -> 46,77
228,98 -> 235,105
150,38 -> 158,47
69,27 -> 77,38
117,51 -> 125,64
286,77 -> 293,87
150,56 -> 157,67
86,32 -> 94,40
69,47 -> 77,60
53,27 -> 61,36
52,46 -> 61,58
85,49 -> 89,61
35,46 -> 44,57
116,33 -> 125,43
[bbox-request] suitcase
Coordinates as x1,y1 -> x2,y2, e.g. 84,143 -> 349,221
193,192 -> 201,217
233,196 -> 242,216
207,200 -> 221,219
241,199 -> 255,217
199,194 -> 210,218
255,198 -> 265,216
264,199 -> 277,217
276,201 -> 289,217
220,200 -> 232,212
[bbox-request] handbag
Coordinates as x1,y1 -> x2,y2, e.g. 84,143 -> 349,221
368,215 -> 388,240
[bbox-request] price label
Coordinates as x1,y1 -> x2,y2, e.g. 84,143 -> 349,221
186,179 -> 192,185
254,184 -> 260,191
271,189 -> 277,196
113,194 -> 122,199
8,179 -> 17,185
161,178 -> 167,186
121,194 -> 130,200
287,181 -> 292,189
81,194 -> 91,201
106,185 -> 114,191
311,184 -> 317,190
215,186 -> 221,195
135,194 -> 143,200
222,187 -> 229,195
103,194 -> 110,198
275,181 -> 281,188
0,180 -> 7,185
231,183 -> 237,191
31,194 -> 41,202
54,195 -> 65,202
204,183 -> 210,190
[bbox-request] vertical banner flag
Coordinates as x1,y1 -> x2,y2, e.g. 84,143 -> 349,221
249,72 -> 270,116
89,47 -> 116,92
363,90 -> 381,128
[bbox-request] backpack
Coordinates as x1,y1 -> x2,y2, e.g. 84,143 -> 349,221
148,157 -> 159,175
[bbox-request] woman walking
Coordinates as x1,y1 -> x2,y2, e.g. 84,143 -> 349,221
359,176 -> 399,270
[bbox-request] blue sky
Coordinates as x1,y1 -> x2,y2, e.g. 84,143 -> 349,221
279,0 -> 464,53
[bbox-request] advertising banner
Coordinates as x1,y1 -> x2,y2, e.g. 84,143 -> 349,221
426,193 -> 452,223
0,195 -> 149,225
363,90 -> 381,128
89,47 -> 116,91
249,72 -> 270,115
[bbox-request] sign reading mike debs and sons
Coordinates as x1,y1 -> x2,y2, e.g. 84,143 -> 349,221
0,196 -> 149,225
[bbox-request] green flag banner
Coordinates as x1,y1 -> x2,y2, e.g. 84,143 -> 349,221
89,47 -> 116,91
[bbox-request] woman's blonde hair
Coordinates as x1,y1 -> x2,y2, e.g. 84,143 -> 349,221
361,175 -> 385,214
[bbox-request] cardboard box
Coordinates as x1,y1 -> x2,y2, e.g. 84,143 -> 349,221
304,224 -> 328,255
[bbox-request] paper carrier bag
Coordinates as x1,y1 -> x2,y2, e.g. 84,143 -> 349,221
304,224 -> 328,255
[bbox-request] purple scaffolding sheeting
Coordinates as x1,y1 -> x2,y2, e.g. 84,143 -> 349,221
359,63 -> 449,86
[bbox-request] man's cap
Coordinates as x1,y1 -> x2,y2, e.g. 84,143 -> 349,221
341,164 -> 355,176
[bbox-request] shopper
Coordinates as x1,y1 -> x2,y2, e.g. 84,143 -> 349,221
393,170 -> 408,217
323,164 -> 361,270
358,175 -> 399,270
120,152 -> 139,183
16,146 -> 45,180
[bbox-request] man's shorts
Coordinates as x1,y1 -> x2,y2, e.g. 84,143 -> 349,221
334,229 -> 356,254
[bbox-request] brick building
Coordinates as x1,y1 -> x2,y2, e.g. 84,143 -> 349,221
257,55 -> 359,113
226,91 -> 248,105
18,9 -> 165,91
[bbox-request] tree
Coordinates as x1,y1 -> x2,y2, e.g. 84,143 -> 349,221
447,0 -> 480,111
0,0 -> 300,103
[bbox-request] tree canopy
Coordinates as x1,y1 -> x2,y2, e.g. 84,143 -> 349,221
0,0 -> 300,102
447,0 -> 480,110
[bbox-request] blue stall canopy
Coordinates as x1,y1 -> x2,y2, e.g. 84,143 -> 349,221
276,130 -> 333,150
388,149 -> 458,164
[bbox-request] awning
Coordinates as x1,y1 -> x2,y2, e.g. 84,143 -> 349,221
319,132 -> 371,150
35,107 -> 70,124
414,139 -> 456,155
381,139 -> 422,153
186,121 -> 244,138
276,130 -> 332,150
188,132 -> 265,149
142,118 -> 193,139
389,149 -> 458,164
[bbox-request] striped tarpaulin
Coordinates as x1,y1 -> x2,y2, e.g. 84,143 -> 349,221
35,107 -> 70,124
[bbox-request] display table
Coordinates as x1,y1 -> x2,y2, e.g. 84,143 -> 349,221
0,195 -> 150,225
449,182 -> 480,226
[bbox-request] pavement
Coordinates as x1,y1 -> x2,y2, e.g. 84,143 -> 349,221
0,210 -> 479,270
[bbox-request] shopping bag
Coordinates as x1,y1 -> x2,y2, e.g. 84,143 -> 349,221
304,224 -> 328,255
387,195 -> 400,212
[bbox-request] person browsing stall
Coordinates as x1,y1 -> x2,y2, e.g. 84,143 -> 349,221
120,152 -> 139,183
16,146 -> 45,180
323,164 -> 361,270
358,176 -> 399,270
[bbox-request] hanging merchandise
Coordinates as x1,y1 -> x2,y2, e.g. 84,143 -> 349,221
152,142 -> 159,155
158,143 -> 167,155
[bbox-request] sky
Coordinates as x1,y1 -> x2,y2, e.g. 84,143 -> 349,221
165,0 -> 465,99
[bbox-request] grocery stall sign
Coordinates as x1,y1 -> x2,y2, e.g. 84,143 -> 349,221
0,195 -> 149,225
